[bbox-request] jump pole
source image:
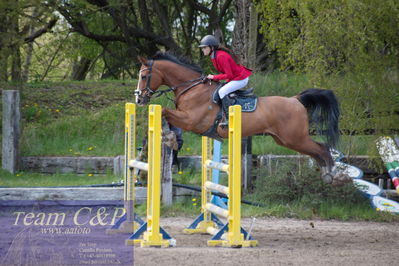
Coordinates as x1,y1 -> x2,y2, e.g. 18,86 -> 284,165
184,105 -> 257,247
106,103 -> 140,234
108,103 -> 174,247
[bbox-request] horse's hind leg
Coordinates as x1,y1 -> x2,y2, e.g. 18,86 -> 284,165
271,134 -> 335,184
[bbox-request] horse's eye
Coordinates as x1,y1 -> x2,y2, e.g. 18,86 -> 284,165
141,75 -> 147,80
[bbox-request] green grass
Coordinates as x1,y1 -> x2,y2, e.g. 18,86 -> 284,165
237,201 -> 399,222
151,194 -> 399,222
0,169 -> 120,187
21,103 -> 126,156
251,71 -> 312,97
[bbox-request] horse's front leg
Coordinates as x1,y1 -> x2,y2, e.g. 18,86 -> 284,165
162,108 -> 192,131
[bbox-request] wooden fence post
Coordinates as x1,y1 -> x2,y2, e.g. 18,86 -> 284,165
2,90 -> 21,174
242,136 -> 252,192
161,120 -> 173,206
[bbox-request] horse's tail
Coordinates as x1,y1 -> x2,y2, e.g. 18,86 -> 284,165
297,88 -> 340,148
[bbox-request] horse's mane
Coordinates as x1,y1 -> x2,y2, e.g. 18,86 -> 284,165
150,51 -> 203,74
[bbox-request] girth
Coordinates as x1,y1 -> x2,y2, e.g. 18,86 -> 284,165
200,109 -> 224,142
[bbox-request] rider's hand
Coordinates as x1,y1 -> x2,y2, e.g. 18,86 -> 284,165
207,74 -> 214,80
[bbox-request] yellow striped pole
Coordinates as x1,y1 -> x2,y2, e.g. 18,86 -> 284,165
107,103 -> 136,234
228,105 -> 244,245
125,103 -> 136,212
207,105 -> 257,247
140,104 -> 170,247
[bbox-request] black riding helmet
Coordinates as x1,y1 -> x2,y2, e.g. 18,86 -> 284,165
198,35 -> 219,48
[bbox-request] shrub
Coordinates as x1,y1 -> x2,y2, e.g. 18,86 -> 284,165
252,160 -> 365,208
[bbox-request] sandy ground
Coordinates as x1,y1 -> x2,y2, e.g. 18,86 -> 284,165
1,210 -> 397,266
134,217 -> 399,266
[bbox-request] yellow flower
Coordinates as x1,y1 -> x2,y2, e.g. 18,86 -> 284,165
16,173 -> 21,177
193,203 -> 197,206
88,173 -> 93,177
186,147 -> 191,151
55,109 -> 60,112
87,147 -> 93,151
178,171 -> 183,175
192,198 -> 197,202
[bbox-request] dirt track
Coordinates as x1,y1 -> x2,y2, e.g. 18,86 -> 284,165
134,217 -> 398,266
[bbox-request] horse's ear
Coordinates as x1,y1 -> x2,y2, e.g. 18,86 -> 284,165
137,56 -> 148,66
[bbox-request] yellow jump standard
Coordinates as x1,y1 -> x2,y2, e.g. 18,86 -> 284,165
184,105 -> 258,247
109,103 -> 174,247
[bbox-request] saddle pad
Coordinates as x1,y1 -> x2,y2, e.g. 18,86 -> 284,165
229,96 -> 257,112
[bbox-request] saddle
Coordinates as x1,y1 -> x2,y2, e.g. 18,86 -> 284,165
212,84 -> 258,113
202,84 -> 258,141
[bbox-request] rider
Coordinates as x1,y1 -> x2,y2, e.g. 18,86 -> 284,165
199,35 -> 252,125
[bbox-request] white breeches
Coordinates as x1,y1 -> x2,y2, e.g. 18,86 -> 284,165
218,77 -> 249,99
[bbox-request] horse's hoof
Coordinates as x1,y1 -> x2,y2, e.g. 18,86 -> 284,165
331,172 -> 353,187
321,173 -> 333,184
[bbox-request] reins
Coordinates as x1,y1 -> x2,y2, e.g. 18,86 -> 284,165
152,76 -> 205,98
172,76 -> 207,104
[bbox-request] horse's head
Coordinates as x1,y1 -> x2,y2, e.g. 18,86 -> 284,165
135,56 -> 163,105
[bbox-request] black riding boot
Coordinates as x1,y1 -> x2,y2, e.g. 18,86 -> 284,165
219,97 -> 230,127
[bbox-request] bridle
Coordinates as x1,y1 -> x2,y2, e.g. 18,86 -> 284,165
135,59 -> 207,105
135,59 -> 156,99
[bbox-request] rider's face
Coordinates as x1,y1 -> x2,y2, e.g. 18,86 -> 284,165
201,46 -> 211,56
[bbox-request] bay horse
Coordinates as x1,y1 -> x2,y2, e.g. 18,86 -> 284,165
135,52 -> 350,185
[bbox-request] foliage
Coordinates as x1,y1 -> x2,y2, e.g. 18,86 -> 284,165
0,0 -> 57,81
257,0 -> 399,155
257,0 -> 399,73
0,0 -> 238,82
252,159 -> 364,206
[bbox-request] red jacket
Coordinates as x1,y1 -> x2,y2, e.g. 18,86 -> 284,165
211,50 -> 252,82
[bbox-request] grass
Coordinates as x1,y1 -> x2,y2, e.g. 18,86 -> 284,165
238,201 -> 399,222
21,103 -> 126,156
152,192 -> 399,222
0,169 -> 120,187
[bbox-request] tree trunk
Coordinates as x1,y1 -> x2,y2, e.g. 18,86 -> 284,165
22,42 -> 33,82
70,57 -> 92,81
0,50 -> 9,81
232,0 -> 250,66
232,0 -> 277,72
22,8 -> 39,82
10,9 -> 22,82
248,3 -> 258,69
11,45 -> 22,82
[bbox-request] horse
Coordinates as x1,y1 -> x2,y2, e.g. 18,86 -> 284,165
134,51 -> 350,185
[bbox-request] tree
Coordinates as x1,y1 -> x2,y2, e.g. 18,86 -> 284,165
50,0 -> 236,78
0,0 -> 57,82
257,0 -> 399,145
